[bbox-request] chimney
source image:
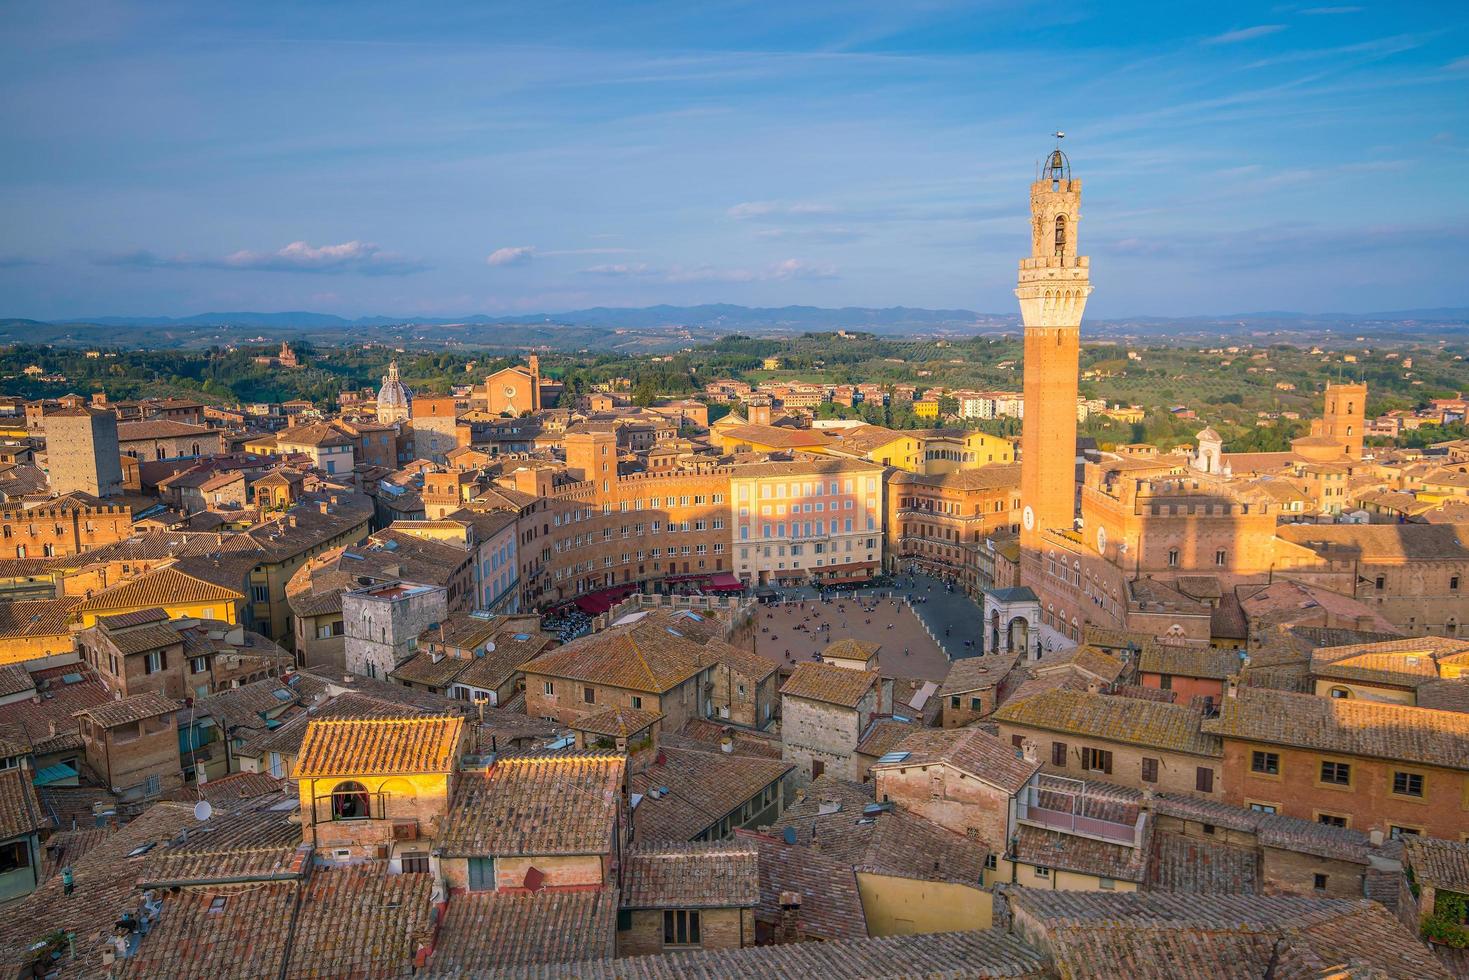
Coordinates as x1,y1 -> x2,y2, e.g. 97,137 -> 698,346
1369,828 -> 1384,846
1226,675 -> 1239,699
778,890 -> 802,944
1086,679 -> 1101,695
1020,738 -> 1037,764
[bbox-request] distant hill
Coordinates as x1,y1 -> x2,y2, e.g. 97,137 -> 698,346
1,304 -> 1465,350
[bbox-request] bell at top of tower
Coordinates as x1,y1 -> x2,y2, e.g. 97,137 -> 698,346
1042,148 -> 1070,184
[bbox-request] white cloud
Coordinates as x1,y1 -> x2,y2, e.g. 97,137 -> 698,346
581,258 -> 837,283
727,200 -> 839,221
487,245 -> 537,266
1447,56 -> 1469,72
219,240 -> 421,275
98,240 -> 425,276
1204,24 -> 1286,45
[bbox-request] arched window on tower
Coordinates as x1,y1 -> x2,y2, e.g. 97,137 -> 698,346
1346,402 -> 1353,414
1054,215 -> 1067,257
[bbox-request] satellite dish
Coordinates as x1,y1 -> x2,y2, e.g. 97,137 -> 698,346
782,826 -> 798,846
193,800 -> 213,822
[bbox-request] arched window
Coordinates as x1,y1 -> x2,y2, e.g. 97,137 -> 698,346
1346,402 -> 1353,414
1329,687 -> 1351,700
330,781 -> 370,820
1054,215 -> 1067,256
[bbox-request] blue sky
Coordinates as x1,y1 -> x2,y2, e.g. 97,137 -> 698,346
1,1 -> 1466,320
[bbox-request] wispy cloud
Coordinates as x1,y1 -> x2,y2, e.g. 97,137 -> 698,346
1205,24 -> 1287,45
97,241 -> 425,276
754,227 -> 867,244
487,245 -> 536,267
0,255 -> 38,269
581,258 -> 837,283
1447,56 -> 1469,72
727,201 -> 839,221
487,245 -> 638,266
1301,6 -> 1363,13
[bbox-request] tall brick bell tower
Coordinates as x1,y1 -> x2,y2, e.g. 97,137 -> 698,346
1017,138 -> 1092,550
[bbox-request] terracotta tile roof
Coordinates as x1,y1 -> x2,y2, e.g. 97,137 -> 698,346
0,802 -> 201,974
994,689 -> 1222,758
95,608 -> 170,630
1405,836 -> 1469,895
1012,823 -> 1147,883
1138,644 -> 1243,680
735,829 -> 867,941
453,633 -> 548,691
0,667 -> 109,754
95,621 -> 183,657
520,623 -> 705,695
164,770 -> 284,807
1149,833 -> 1259,895
630,740 -> 791,843
277,421 -> 355,448
1111,683 -> 1177,703
887,463 -> 1021,490
1278,521 -> 1469,561
39,825 -> 114,881
116,418 -> 215,441
939,653 -> 1018,696
293,715 -> 464,778
0,597 -> 82,638
0,666 -> 33,701
75,566 -> 243,615
120,882 -> 298,980
874,727 -> 1041,796
572,706 -> 663,738
1004,891 -> 1451,980
1202,686 -> 1469,770
855,718 -> 918,759
75,690 -> 181,728
770,776 -> 988,886
1312,635 -> 1469,688
677,719 -> 784,759
389,649 -> 474,689
138,805 -> 303,886
719,424 -> 833,450
427,888 -> 615,973
0,767 -> 48,841
823,638 -> 880,661
439,753 -> 625,857
1417,678 -> 1469,713
487,927 -> 1046,978
622,840 -> 760,909
780,661 -> 879,708
288,866 -> 434,978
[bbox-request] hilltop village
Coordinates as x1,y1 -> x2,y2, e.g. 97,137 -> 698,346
0,154 -> 1464,976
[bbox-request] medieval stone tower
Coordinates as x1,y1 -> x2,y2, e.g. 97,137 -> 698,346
1319,381 -> 1367,460
1017,142 -> 1092,548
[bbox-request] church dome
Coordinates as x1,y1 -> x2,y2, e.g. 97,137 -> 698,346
1196,426 -> 1222,443
376,360 -> 412,415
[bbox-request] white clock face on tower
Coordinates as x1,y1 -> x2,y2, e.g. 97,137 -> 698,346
1022,506 -> 1034,531
1096,526 -> 1107,554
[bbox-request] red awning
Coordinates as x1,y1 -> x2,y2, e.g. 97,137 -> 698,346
707,573 -> 744,592
573,584 -> 638,615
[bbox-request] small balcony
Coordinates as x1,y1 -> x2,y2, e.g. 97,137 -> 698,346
1014,774 -> 1145,848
